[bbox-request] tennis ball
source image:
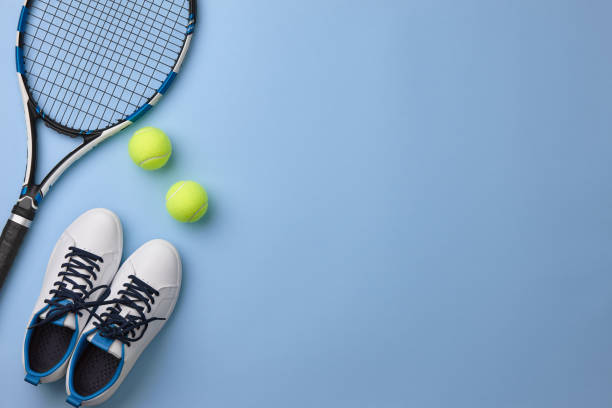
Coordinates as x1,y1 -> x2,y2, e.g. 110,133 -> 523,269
166,181 -> 208,223
128,127 -> 172,170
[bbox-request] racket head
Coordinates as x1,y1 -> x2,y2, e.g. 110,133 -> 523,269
16,0 -> 196,138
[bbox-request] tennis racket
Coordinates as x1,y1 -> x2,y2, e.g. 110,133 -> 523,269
0,0 -> 197,290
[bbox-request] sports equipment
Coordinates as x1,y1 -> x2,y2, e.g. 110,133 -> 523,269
0,0 -> 197,290
166,180 -> 208,223
128,127 -> 172,170
23,209 -> 123,386
66,239 -> 182,407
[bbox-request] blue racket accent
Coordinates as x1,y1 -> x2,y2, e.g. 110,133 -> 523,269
17,6 -> 28,32
127,104 -> 153,123
15,47 -> 24,74
158,72 -> 177,95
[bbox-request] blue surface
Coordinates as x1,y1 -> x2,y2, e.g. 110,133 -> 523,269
1,1 -> 612,407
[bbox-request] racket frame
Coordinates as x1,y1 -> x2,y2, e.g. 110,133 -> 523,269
15,0 -> 197,205
0,0 -> 197,291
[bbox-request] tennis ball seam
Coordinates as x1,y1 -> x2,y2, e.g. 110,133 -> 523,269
166,182 -> 186,202
188,202 -> 208,222
139,152 -> 171,166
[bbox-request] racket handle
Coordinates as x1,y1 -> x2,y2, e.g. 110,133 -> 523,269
0,208 -> 34,290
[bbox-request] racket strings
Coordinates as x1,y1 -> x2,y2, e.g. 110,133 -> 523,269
21,0 -> 190,133
27,0 -> 187,129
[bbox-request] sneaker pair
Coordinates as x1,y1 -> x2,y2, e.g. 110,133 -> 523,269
22,209 -> 182,407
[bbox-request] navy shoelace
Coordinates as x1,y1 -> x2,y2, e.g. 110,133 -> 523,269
30,247 -> 108,328
91,275 -> 164,347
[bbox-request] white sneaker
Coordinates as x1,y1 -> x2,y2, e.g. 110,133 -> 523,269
23,209 -> 123,385
65,239 -> 182,407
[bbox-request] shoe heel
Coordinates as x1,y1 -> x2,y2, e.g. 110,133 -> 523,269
24,373 -> 40,386
66,395 -> 82,407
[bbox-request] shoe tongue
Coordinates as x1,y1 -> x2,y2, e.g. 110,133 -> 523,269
86,332 -> 123,359
38,300 -> 76,330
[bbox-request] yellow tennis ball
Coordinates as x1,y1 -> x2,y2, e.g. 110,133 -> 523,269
166,181 -> 208,223
128,127 -> 172,170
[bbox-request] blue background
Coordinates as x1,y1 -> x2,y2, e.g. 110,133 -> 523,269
1,0 -> 612,407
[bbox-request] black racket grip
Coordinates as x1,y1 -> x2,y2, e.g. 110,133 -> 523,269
0,207 -> 34,290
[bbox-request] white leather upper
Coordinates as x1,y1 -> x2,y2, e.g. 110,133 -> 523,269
67,239 -> 182,405
23,208 -> 123,382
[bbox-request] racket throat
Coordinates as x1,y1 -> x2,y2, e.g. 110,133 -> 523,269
14,186 -> 39,225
